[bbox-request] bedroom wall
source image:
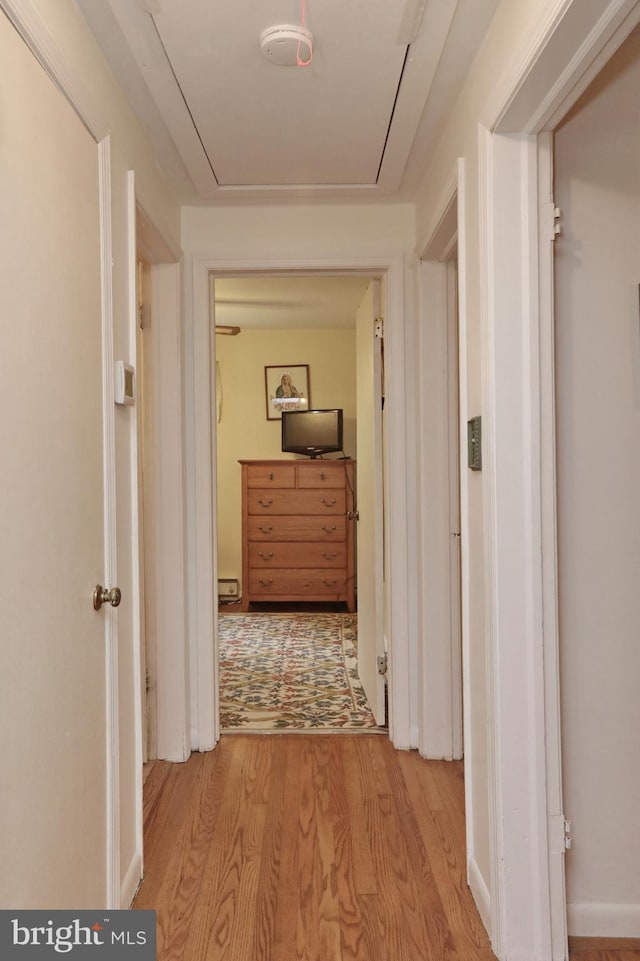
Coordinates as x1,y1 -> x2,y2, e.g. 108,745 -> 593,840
215,327 -> 356,595
554,29 -> 640,936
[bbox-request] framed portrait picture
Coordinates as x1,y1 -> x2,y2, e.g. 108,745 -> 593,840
265,364 -> 310,420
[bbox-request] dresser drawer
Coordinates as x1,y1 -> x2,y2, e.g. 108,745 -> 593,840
248,515 -> 346,542
296,463 -> 347,488
249,569 -> 350,597
239,458 -> 356,612
245,464 -> 296,488
248,542 -> 347,568
248,489 -> 346,515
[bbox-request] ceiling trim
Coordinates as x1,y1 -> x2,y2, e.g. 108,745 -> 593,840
377,0 -> 459,194
107,0 -> 218,195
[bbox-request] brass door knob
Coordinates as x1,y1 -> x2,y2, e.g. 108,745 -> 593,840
93,584 -> 122,611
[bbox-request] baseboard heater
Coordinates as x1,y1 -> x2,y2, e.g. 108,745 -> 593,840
218,578 -> 239,600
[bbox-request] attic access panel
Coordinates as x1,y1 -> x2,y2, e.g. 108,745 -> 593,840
152,0 -> 409,186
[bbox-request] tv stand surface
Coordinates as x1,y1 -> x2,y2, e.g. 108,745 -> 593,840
238,458 -> 356,612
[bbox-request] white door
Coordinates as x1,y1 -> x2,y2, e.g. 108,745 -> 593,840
355,279 -> 386,724
0,13 -> 112,907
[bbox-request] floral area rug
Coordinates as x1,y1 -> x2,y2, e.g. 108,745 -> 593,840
218,613 -> 381,732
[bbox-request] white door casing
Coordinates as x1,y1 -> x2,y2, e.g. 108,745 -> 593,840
416,166 -> 465,764
355,278 -> 386,725
188,255 -> 411,751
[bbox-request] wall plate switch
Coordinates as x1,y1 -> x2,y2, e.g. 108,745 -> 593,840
467,415 -> 482,471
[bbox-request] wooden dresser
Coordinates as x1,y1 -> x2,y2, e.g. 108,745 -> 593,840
239,458 -> 356,612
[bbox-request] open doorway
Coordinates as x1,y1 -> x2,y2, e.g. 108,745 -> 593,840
417,174 -> 483,922
417,181 -> 465,766
212,272 -> 387,731
552,26 -> 640,937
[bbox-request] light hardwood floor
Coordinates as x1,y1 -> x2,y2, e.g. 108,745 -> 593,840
135,736 -> 640,961
135,734 -> 493,960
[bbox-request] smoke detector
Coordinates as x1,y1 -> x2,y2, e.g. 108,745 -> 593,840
260,24 -> 313,66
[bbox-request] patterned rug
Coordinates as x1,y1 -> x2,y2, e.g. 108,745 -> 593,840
218,613 -> 381,732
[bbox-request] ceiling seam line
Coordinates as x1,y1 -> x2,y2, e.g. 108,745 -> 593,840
149,14 -> 220,184
375,45 -> 411,183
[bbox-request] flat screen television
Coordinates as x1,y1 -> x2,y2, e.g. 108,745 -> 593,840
281,409 -> 344,458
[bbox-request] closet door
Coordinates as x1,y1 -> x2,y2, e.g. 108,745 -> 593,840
0,11 -> 111,907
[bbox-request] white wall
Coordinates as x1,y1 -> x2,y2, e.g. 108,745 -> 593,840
4,0 -> 181,907
555,30 -> 640,936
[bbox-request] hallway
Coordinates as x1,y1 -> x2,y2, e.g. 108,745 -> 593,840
134,735 -> 493,960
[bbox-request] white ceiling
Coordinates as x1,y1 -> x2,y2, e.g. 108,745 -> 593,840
76,0 -> 500,205
213,275 -> 372,330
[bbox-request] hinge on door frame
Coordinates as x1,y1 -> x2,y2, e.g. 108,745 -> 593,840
543,202 -> 562,242
550,814 -> 572,852
374,316 -> 384,339
377,653 -> 388,676
563,818 -> 572,850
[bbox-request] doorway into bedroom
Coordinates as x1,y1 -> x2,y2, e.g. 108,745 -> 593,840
212,273 -> 386,733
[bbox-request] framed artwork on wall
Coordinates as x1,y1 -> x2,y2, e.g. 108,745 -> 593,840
265,364 -> 311,420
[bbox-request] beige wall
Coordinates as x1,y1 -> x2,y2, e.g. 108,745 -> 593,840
555,31 -> 640,934
215,327 -> 356,592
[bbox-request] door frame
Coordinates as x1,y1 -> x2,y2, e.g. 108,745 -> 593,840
416,161 -> 481,913
478,1 -> 640,957
416,160 -> 467,764
188,253 -> 411,751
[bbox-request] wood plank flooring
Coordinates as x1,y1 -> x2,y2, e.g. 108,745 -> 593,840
136,736 -> 640,961
135,734 -> 494,961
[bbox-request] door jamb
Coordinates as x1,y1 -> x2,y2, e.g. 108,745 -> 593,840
416,161 -> 483,920
188,254 -> 411,751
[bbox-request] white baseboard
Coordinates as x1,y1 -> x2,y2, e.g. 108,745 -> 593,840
468,855 -> 491,936
568,902 -> 640,938
121,852 -> 143,908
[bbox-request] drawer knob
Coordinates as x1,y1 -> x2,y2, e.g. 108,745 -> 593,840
258,498 -> 274,507
320,471 -> 326,480
321,497 -> 337,507
268,472 -> 274,481
321,551 -> 337,559
323,578 -> 338,586
321,524 -> 337,533
258,551 -> 274,560
258,577 -> 274,586
258,525 -> 273,534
